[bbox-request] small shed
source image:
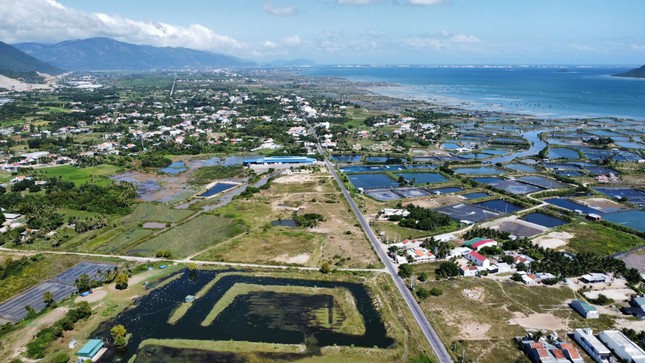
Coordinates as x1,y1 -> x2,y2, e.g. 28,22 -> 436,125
185,295 -> 195,303
77,339 -> 104,360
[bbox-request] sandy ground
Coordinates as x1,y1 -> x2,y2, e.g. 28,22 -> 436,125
577,197 -> 629,212
10,307 -> 68,359
274,253 -> 311,264
143,222 -> 166,229
408,195 -> 466,209
510,312 -> 568,331
440,309 -> 491,340
271,172 -> 319,185
620,248 -> 645,273
75,288 -> 108,303
614,318 -> 645,331
532,231 -> 574,249
0,74 -> 53,91
582,288 -> 634,302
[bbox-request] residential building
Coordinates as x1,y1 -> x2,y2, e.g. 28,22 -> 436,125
599,330 -> 645,363
448,247 -> 471,259
572,328 -> 612,363
571,300 -> 600,319
460,265 -> 478,277
465,250 -> 490,268
406,248 -> 436,263
556,342 -> 584,363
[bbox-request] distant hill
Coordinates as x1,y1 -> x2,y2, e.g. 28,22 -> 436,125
0,40 -> 63,81
614,65 -> 645,78
14,37 -> 254,71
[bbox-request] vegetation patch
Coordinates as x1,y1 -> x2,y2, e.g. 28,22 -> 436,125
563,222 -> 644,255
189,165 -> 248,185
122,203 -> 193,224
129,214 -> 245,258
139,338 -> 306,354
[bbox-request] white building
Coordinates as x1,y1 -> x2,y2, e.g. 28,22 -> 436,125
599,330 -> 645,363
448,247 -> 471,259
570,300 -> 600,319
465,251 -> 490,268
573,328 -> 612,363
460,265 -> 478,277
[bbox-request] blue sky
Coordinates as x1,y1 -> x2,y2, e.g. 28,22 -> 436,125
1,0 -> 644,64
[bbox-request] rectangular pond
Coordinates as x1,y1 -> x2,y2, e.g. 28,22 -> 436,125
348,173 -> 398,190
473,177 -> 504,185
495,180 -> 544,195
436,204 -> 501,223
520,212 -> 568,228
604,210 -> 645,232
331,154 -> 362,163
548,148 -> 580,159
474,199 -> 524,214
545,198 -> 603,215
505,163 -> 537,173
594,187 -> 645,207
427,186 -> 462,194
518,176 -> 569,189
394,172 -> 448,185
200,182 -> 238,197
462,192 -> 489,200
453,167 -> 507,175
91,271 -> 394,362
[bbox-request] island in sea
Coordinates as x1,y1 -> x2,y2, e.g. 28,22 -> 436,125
614,64 -> 645,78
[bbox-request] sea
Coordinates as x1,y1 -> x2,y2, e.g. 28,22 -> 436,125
299,65 -> 645,120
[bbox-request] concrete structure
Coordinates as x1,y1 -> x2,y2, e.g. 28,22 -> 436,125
381,208 -> 410,218
463,237 -> 498,251
448,247 -> 471,259
77,339 -> 104,361
185,295 -> 195,303
494,262 -> 512,273
571,300 -> 600,319
580,273 -> 608,284
243,156 -> 315,165
465,250 -> 490,267
573,328 -> 612,363
599,330 -> 645,363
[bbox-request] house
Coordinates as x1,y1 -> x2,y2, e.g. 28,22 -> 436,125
505,252 -> 535,266
521,341 -> 570,363
381,208 -> 410,218
460,265 -> 479,277
598,330 -> 645,363
555,342 -> 584,363
494,262 -> 513,273
522,273 -> 538,285
463,237 -> 498,251
10,175 -> 33,184
534,272 -> 557,282
77,339 -> 105,362
465,250 -> 490,268
570,300 -> 600,319
406,248 -> 436,263
573,328 -> 612,363
580,273 -> 609,284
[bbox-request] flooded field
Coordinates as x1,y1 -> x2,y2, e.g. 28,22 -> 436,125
93,271 -> 393,362
453,166 -> 507,175
200,182 -> 238,198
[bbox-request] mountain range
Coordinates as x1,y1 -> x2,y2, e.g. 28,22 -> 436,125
0,40 -> 63,81
614,65 -> 645,78
13,37 -> 254,71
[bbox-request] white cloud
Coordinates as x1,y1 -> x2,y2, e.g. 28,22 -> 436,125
337,0 -> 379,6
283,35 -> 303,46
405,32 -> 479,49
407,0 -> 448,5
263,2 -> 299,16
0,0 -> 244,52
263,40 -> 278,48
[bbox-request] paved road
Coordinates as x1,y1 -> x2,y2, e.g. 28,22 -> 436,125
311,138 -> 453,362
0,247 -> 385,273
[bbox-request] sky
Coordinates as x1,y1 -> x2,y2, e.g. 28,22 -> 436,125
0,0 -> 644,65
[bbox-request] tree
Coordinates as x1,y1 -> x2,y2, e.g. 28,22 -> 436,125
110,324 -> 127,348
75,274 -> 91,293
435,261 -> 460,279
51,351 -> 70,363
398,264 -> 413,278
418,272 -> 428,282
43,291 -> 54,307
114,272 -> 129,290
320,261 -> 333,274
430,287 -> 443,296
416,287 -> 430,300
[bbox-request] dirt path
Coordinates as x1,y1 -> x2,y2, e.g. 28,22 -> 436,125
9,307 -> 69,360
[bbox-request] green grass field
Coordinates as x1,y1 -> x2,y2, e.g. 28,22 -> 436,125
129,214 -> 245,258
562,222 -> 645,255
122,203 -> 194,224
40,164 -> 122,186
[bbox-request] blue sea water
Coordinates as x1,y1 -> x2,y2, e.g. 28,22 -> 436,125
300,66 -> 645,119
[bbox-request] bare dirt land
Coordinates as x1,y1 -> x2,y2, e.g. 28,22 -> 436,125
510,312 -> 569,331
619,248 -> 645,273
532,231 -> 574,249
577,197 -> 630,212
9,307 -> 68,359
582,289 -> 634,302
0,74 -> 54,92
407,195 -> 466,209
75,288 -> 108,303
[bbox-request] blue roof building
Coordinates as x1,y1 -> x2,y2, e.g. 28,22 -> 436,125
243,156 -> 315,165
77,339 -> 104,359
